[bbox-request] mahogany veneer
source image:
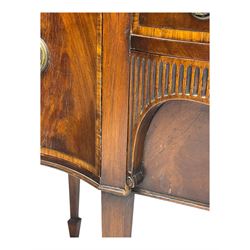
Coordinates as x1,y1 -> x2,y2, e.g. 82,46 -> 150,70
41,12 -> 210,237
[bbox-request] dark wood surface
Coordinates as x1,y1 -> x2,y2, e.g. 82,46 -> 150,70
101,192 -> 134,237
132,13 -> 209,43
127,51 -> 209,199
137,100 -> 209,205
41,13 -> 100,178
139,13 -> 209,32
67,175 -> 81,237
100,13 -> 131,191
131,35 -> 209,61
41,13 -> 210,237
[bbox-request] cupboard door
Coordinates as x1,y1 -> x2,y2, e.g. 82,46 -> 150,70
41,13 -> 102,183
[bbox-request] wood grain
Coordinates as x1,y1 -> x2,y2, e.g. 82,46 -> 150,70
139,13 -> 209,32
127,51 -> 209,181
40,13 -> 210,237
102,191 -> 134,237
41,147 -> 96,174
41,13 -> 101,179
132,13 -> 209,43
101,13 -> 131,190
137,100 -> 209,205
67,175 -> 81,237
131,35 -> 209,61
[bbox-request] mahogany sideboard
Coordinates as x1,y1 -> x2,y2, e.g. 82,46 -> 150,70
40,13 -> 209,237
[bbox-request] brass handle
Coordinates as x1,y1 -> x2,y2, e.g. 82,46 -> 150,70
192,13 -> 209,20
40,38 -> 49,73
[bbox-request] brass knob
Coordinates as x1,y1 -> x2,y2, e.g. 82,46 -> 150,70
192,13 -> 209,20
40,38 -> 49,73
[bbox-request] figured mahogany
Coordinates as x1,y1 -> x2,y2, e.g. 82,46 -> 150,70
132,13 -> 209,43
139,13 -> 209,32
41,12 -> 210,237
41,13 -> 101,181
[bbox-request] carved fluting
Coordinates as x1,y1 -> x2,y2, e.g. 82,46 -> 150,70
127,52 -> 209,176
130,52 -> 209,119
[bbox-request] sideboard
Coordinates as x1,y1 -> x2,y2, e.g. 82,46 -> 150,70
41,13 -> 209,237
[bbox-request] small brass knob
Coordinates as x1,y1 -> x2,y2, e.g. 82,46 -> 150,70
192,13 -> 209,20
40,38 -> 49,73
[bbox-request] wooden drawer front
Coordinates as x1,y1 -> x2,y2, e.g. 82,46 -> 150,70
41,13 -> 102,180
132,13 -> 209,43
139,13 -> 209,32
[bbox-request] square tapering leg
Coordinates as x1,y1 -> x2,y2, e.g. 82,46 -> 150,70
101,191 -> 134,237
67,174 -> 81,237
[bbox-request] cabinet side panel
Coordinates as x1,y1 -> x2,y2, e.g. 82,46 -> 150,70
41,13 -> 99,177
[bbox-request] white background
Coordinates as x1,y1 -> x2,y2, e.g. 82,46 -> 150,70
1,1 -> 250,249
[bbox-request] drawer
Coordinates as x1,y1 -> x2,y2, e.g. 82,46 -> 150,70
139,13 -> 209,32
132,13 -> 210,43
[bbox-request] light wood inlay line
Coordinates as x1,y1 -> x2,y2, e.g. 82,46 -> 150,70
41,147 -> 98,175
132,13 -> 210,43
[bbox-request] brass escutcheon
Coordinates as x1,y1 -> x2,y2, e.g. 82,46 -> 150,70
40,38 -> 49,73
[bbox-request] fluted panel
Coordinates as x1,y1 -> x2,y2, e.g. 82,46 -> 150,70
127,51 -> 209,174
129,52 -> 209,118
